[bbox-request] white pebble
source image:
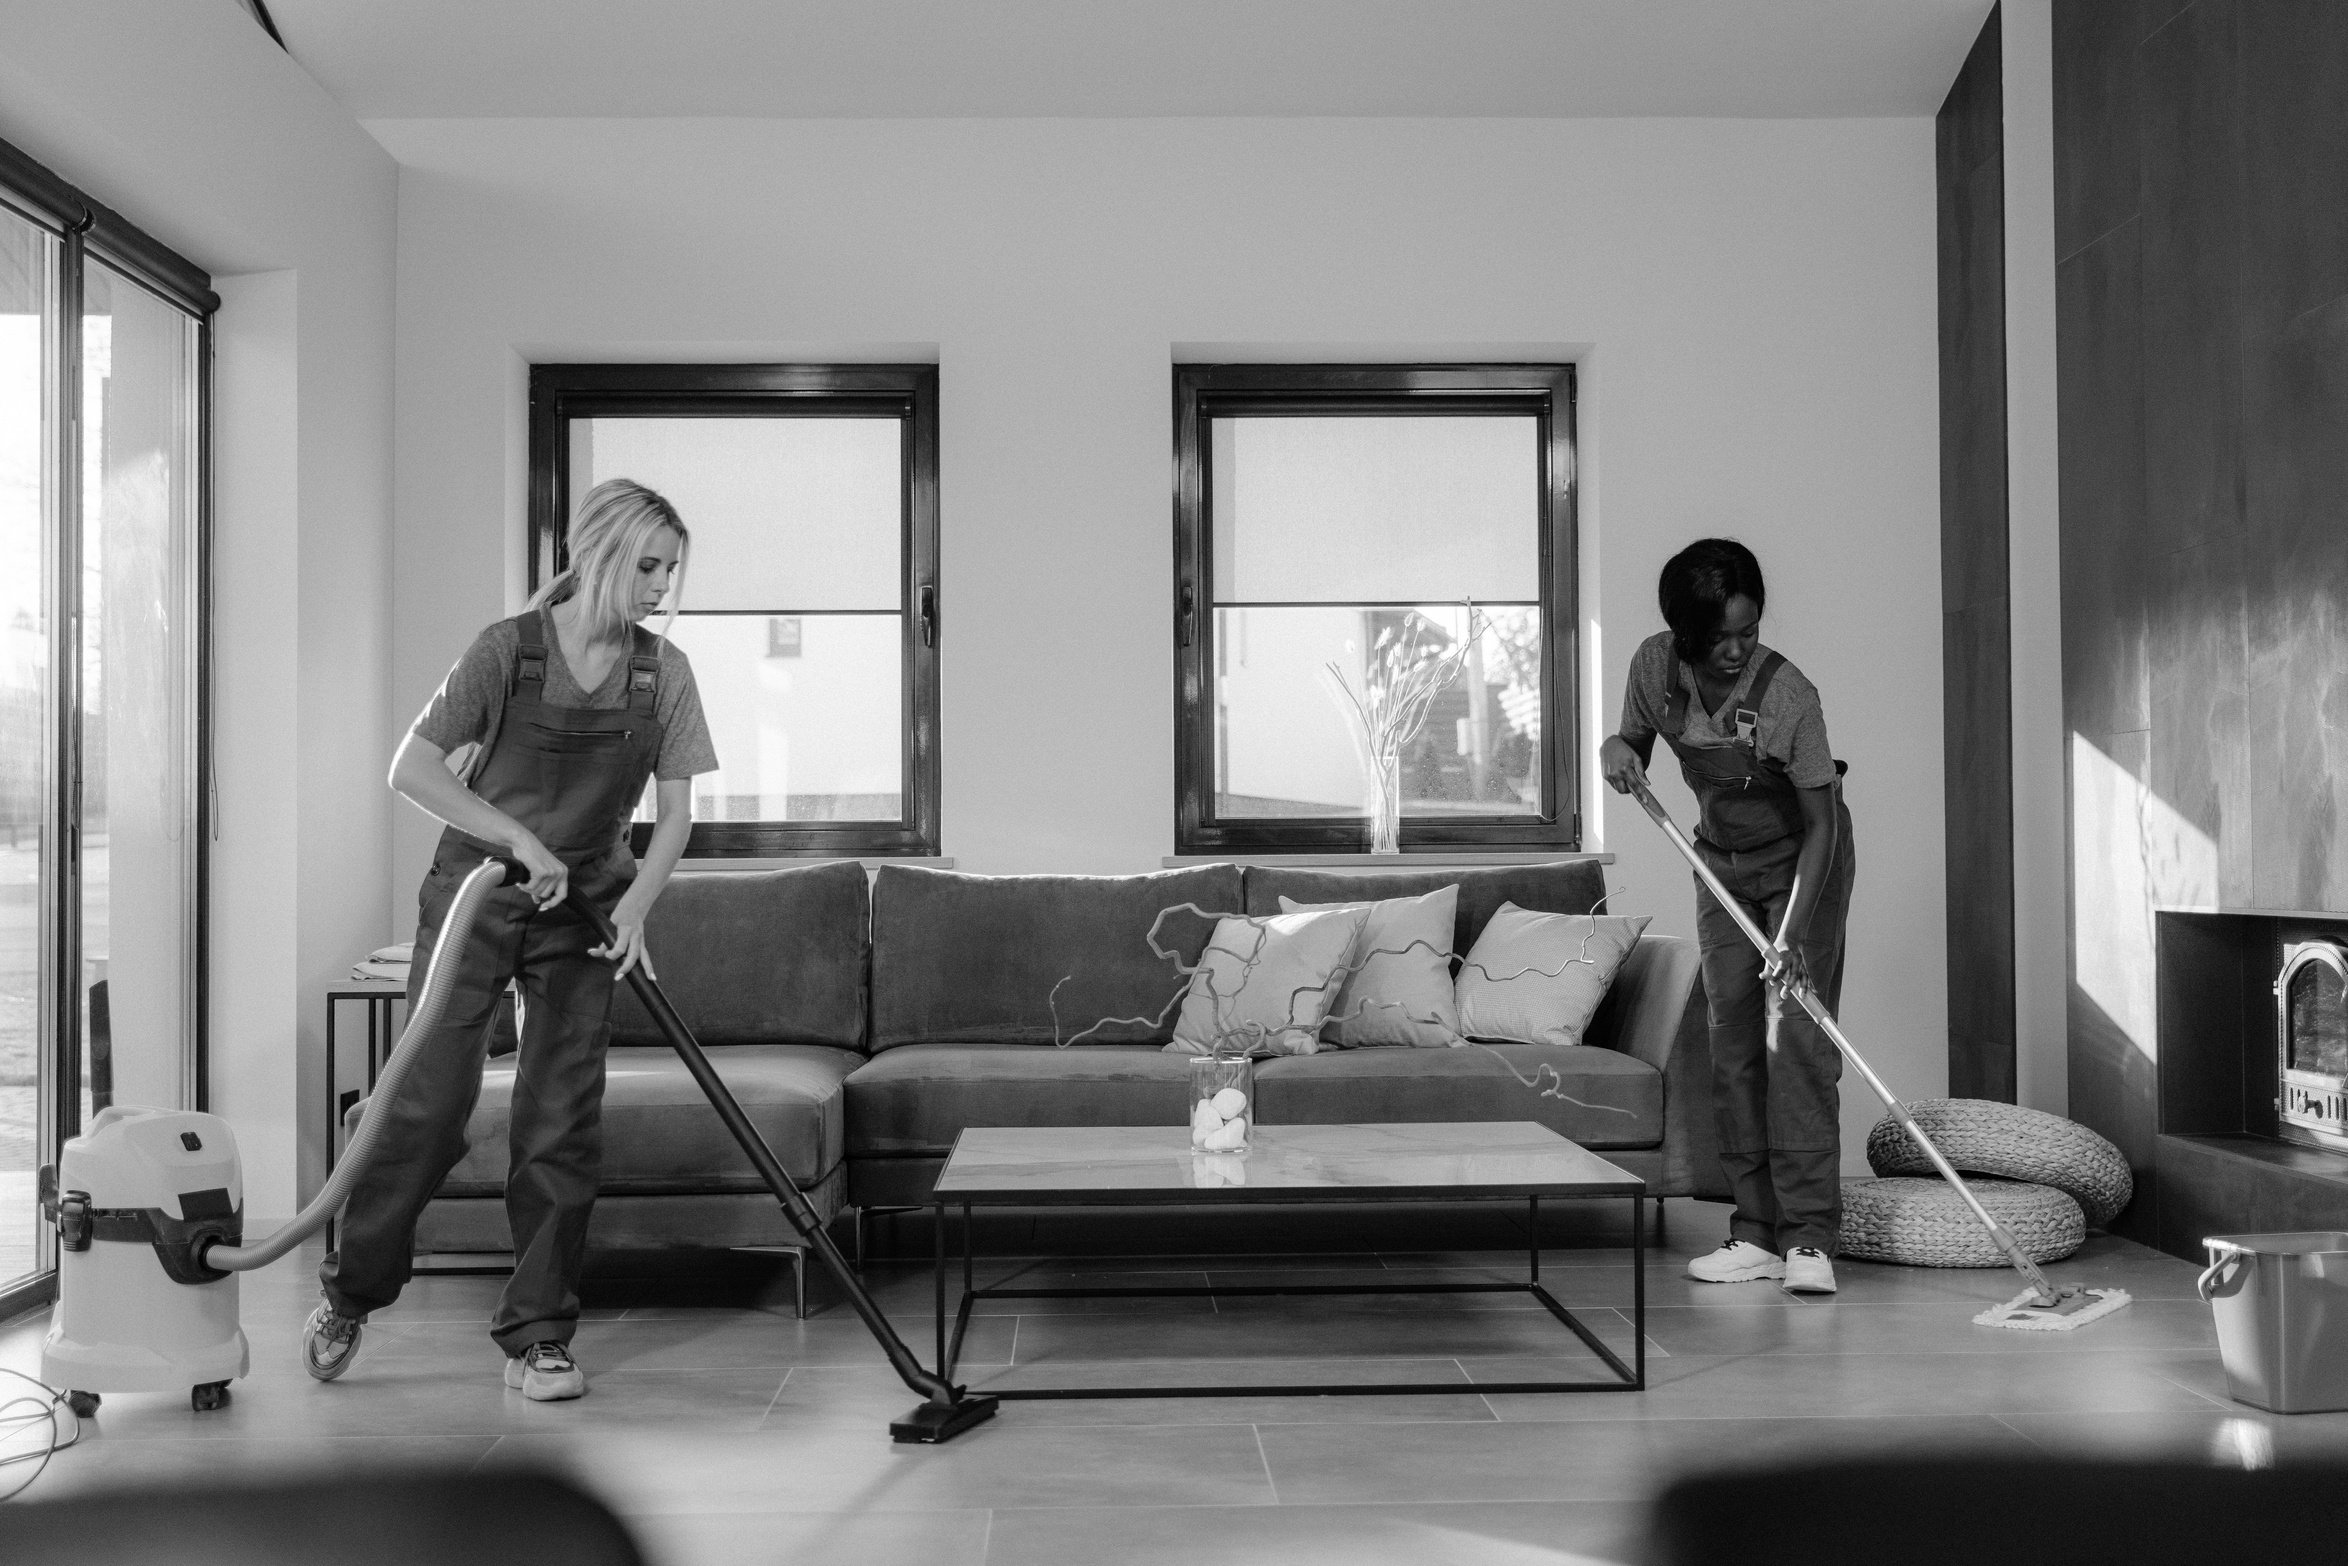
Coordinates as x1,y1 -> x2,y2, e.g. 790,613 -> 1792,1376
1210,1087 -> 1249,1120
1191,1100 -> 1224,1135
1202,1117 -> 1249,1152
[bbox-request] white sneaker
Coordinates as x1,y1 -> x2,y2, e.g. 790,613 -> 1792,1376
504,1340 -> 587,1401
1783,1247 -> 1838,1294
1686,1240 -> 1785,1283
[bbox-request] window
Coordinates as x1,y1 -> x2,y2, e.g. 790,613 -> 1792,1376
528,364 -> 940,859
1,136 -> 212,1313
1173,364 -> 1577,855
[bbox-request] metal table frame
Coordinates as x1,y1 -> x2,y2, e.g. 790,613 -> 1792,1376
927,1151 -> 1646,1400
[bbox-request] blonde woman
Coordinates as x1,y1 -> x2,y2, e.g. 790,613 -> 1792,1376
306,479 -> 718,1400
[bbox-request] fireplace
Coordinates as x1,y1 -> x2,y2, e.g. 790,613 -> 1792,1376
2278,940 -> 2348,1153
2143,909 -> 2348,1260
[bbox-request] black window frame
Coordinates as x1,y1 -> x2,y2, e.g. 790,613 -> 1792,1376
527,362 -> 941,860
1172,363 -> 1579,857
0,133 -> 217,1323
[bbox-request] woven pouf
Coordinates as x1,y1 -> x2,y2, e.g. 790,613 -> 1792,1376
1840,1176 -> 2084,1267
1864,1098 -> 2133,1228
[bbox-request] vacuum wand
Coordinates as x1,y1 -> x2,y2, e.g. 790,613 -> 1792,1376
1625,779 -> 2066,1308
500,860 -> 996,1440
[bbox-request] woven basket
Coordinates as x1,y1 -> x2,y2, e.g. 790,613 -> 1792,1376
1865,1098 -> 2133,1228
1841,1176 -> 2084,1267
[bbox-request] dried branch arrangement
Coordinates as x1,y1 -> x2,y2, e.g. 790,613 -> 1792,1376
1046,898 -> 1637,1115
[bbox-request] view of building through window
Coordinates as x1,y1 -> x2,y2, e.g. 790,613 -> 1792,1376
0,208 -> 54,1289
568,415 -> 907,826
1204,411 -> 1549,826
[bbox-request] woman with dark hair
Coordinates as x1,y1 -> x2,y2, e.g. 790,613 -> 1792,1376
1600,538 -> 1855,1294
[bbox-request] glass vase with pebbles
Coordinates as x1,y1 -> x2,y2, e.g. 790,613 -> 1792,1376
1189,1055 -> 1255,1153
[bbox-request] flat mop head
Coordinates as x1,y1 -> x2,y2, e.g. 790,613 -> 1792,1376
1973,1286 -> 2132,1331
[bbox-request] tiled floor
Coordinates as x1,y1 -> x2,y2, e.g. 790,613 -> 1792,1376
5,1198 -> 2344,1565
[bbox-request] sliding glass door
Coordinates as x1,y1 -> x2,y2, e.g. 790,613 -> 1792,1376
0,202 -> 58,1292
0,148 -> 210,1311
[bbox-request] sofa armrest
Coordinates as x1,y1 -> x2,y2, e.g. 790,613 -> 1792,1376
1583,935 -> 1728,1201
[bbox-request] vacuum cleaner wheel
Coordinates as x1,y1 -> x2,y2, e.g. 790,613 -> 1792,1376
191,1381 -> 232,1413
64,1390 -> 100,1419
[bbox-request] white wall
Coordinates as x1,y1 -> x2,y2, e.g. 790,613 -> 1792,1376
0,2 -> 398,1217
379,116 -> 1943,1157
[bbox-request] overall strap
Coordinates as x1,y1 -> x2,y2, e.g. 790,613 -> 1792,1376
513,610 -> 549,693
625,625 -> 661,716
1730,650 -> 1785,750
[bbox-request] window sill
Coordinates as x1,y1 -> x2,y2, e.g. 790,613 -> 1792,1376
1161,852 -> 1610,869
676,856 -> 956,873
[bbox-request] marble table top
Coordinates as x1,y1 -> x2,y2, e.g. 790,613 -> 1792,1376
932,1122 -> 1645,1205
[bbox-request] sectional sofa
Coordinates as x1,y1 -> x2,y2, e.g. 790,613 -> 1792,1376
413,859 -> 1727,1264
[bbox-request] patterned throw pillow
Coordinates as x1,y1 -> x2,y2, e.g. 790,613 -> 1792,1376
1456,902 -> 1651,1047
1277,885 -> 1462,1048
1167,905 -> 1372,1057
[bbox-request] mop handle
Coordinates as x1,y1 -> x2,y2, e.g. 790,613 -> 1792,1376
1626,780 -> 2060,1303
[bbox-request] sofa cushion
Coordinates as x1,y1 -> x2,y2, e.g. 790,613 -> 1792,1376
869,864 -> 1244,1049
1244,861 -> 1607,961
433,1044 -> 858,1195
1279,885 -> 1463,1048
844,1044 -> 1197,1156
1170,905 -> 1370,1056
1457,906 -> 1653,1047
607,860 -> 868,1050
1250,1044 -> 1663,1149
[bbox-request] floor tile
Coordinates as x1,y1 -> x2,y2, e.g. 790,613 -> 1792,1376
1008,1302 -> 1644,1368
2001,1407 -> 2348,1463
1630,1297 -> 2218,1358
630,1507 -> 992,1566
477,1421 -> 1278,1515
986,1500 -> 1646,1566
1474,1348 -> 2229,1421
1258,1414 -> 2040,1505
19,1435 -> 499,1501
768,1361 -> 1495,1428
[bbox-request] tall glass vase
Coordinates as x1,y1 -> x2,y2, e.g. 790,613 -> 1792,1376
1365,749 -> 1403,855
1189,1054 -> 1254,1152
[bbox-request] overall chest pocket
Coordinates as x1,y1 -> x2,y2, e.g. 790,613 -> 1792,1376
524,721 -> 634,756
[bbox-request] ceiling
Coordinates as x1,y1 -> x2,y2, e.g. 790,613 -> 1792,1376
259,0 -> 1994,121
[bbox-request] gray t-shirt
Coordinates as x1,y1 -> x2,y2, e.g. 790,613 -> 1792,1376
1617,630 -> 1837,789
412,615 -> 720,783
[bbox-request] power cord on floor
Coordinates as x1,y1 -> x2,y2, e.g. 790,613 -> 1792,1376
0,1367 -> 82,1501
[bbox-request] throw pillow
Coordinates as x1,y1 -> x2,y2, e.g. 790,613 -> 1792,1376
1168,904 -> 1371,1057
1278,885 -> 1463,1048
1456,902 -> 1652,1048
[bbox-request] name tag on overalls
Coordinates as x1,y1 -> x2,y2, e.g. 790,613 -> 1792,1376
1734,705 -> 1760,748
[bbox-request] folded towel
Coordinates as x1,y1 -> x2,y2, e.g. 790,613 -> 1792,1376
351,957 -> 410,982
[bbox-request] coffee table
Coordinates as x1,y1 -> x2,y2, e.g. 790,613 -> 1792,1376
925,1120 -> 1647,1399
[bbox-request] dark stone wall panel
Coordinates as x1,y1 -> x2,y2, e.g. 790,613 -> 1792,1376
2068,727 -> 2159,1245
2056,224 -> 2150,739
2149,539 -> 2252,907
2243,295 -> 2348,912
1939,152 -> 2009,614
1945,596 -> 2016,1101
2138,0 -> 2245,557
2237,0 -> 2348,337
1938,7 -> 2014,1103
2052,0 -> 2154,260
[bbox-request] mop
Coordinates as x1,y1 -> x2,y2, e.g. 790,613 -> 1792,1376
1628,779 -> 2131,1331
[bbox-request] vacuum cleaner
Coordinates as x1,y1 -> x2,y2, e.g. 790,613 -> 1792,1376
38,857 -> 997,1442
1628,778 -> 2131,1331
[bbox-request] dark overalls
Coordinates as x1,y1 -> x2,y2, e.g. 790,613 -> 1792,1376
322,611 -> 665,1354
1661,650 -> 1857,1257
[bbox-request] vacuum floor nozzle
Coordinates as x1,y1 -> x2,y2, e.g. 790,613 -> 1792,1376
890,1395 -> 1001,1444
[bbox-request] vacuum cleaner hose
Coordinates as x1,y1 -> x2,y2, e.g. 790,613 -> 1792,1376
201,858 -> 512,1272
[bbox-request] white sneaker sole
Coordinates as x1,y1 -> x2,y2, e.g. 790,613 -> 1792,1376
1686,1259 -> 1785,1283
504,1357 -> 587,1401
1783,1275 -> 1838,1295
